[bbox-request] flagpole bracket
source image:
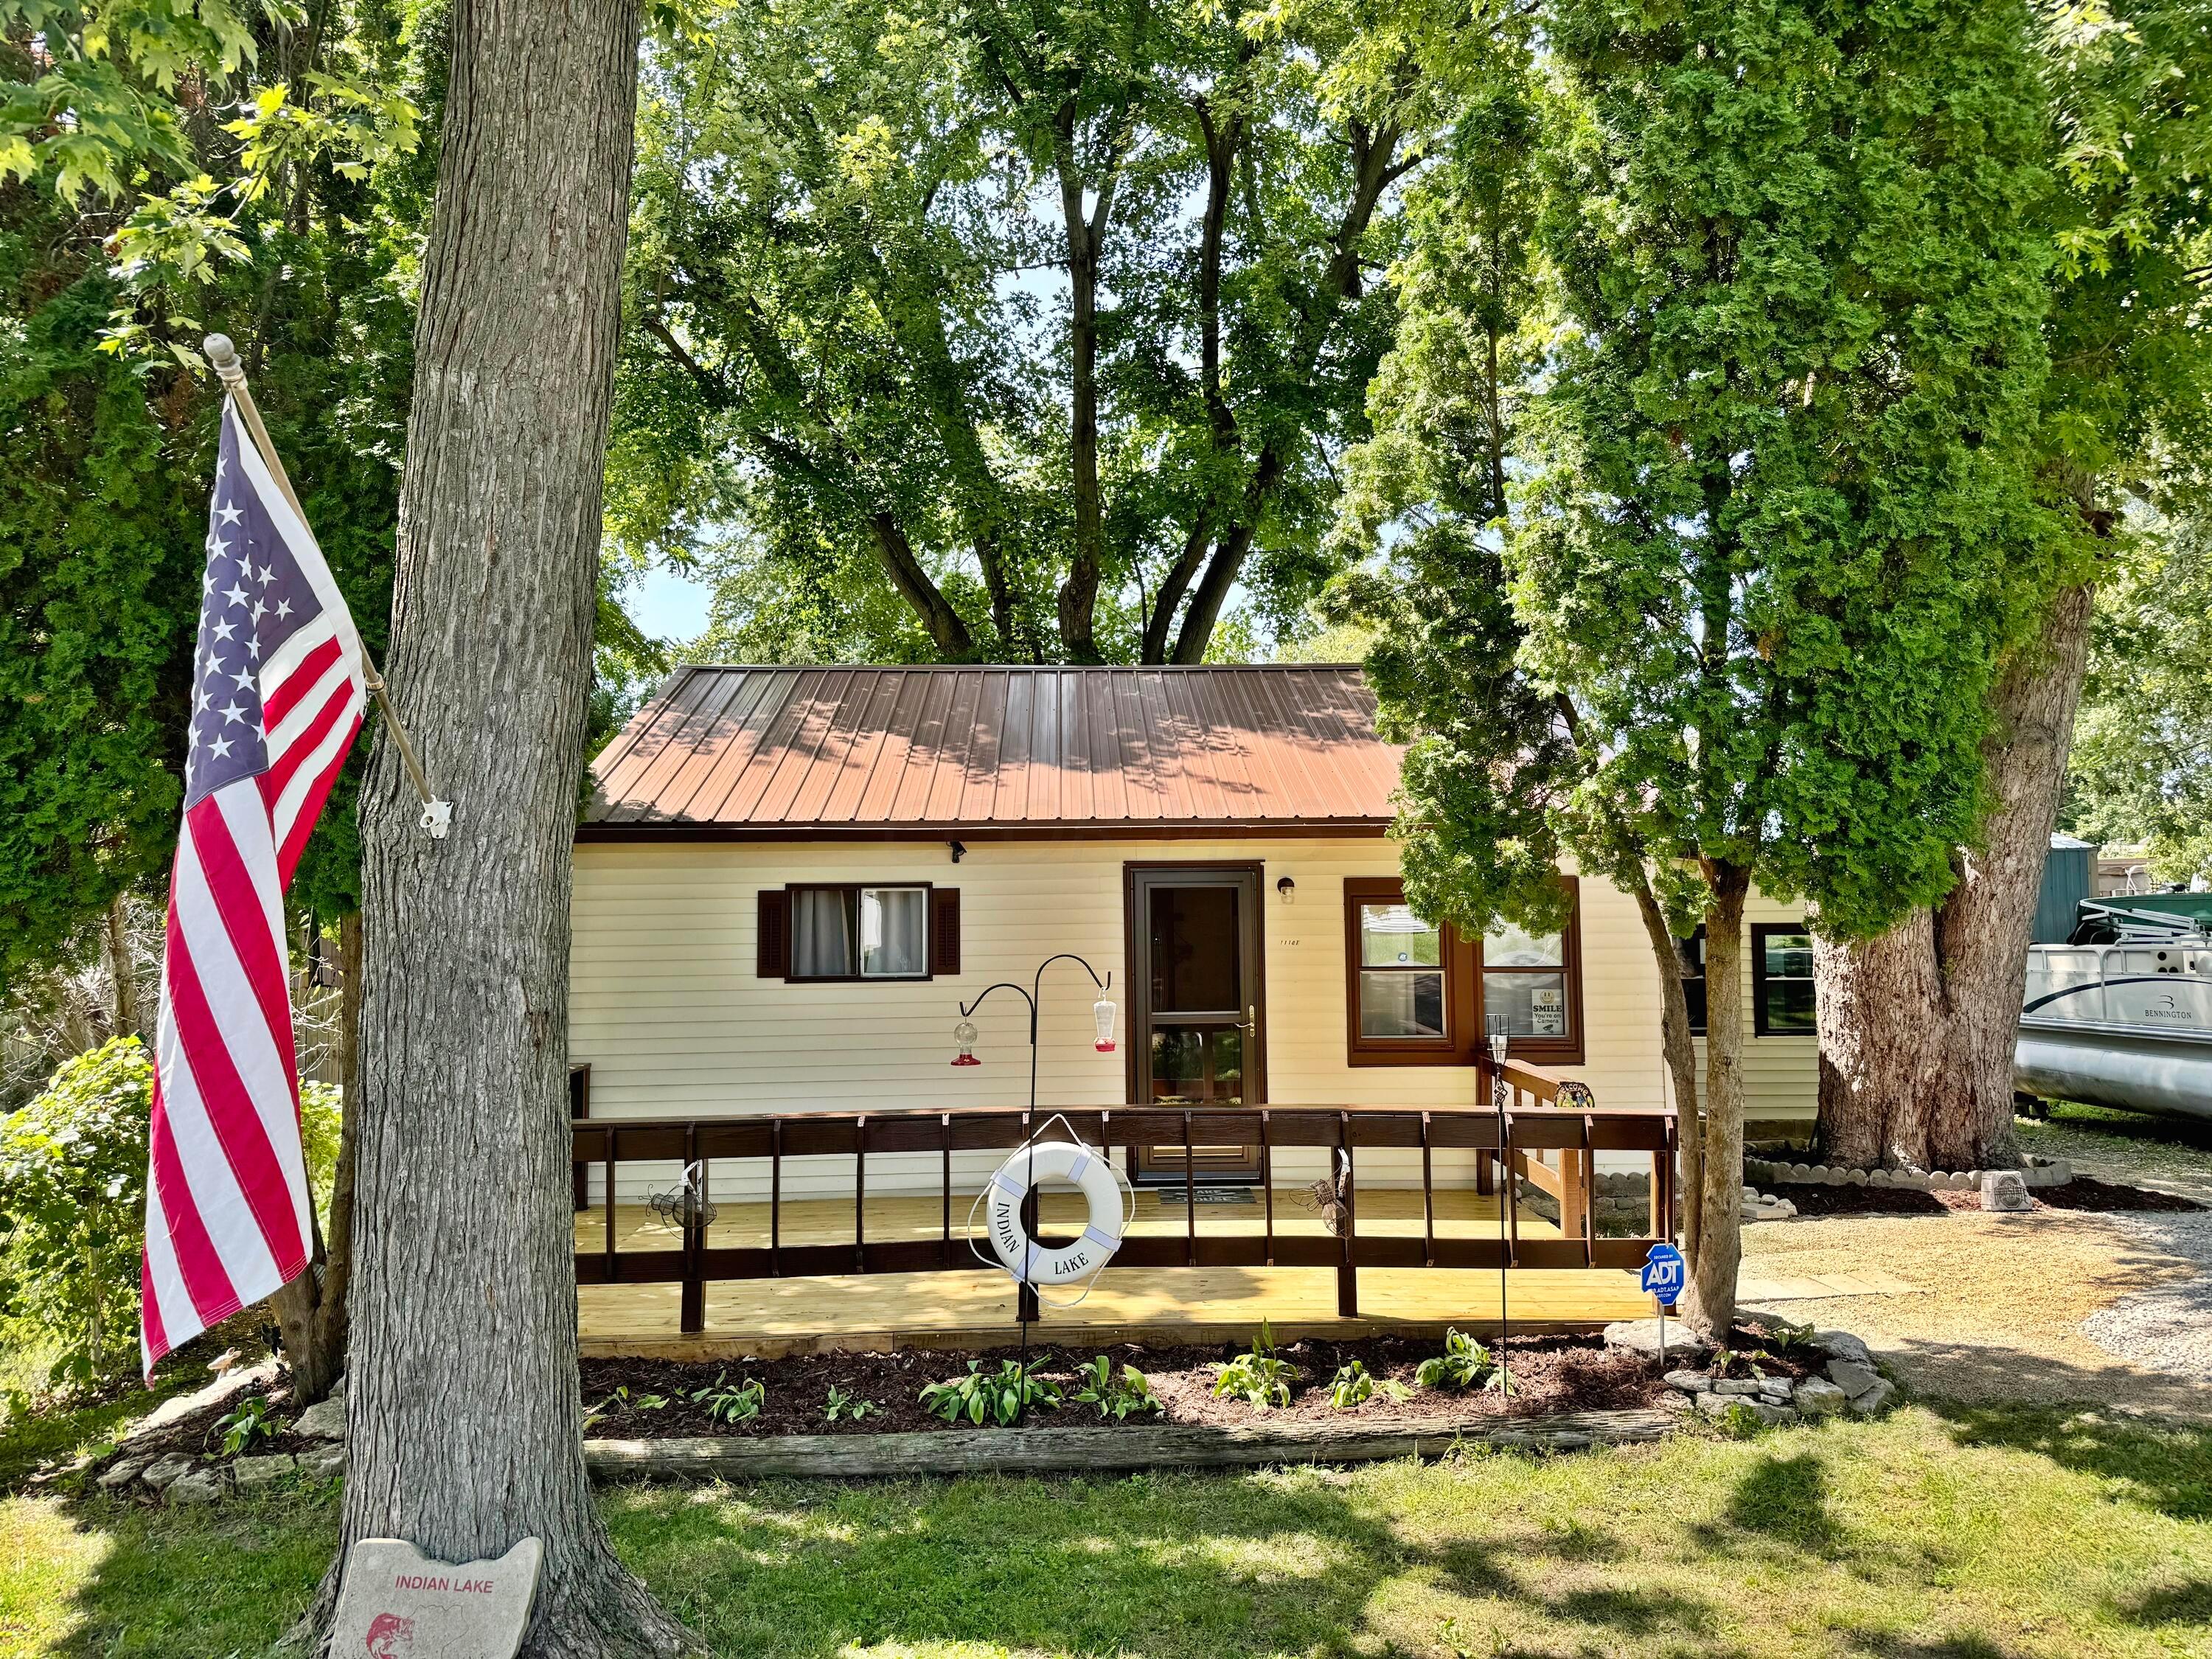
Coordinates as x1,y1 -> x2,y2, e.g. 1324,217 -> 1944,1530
419,799 -> 453,839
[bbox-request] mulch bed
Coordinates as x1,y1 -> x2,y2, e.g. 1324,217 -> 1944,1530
1778,1176 -> 2204,1219
577,1332 -> 1676,1439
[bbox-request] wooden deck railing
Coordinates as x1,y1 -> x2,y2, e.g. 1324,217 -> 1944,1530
571,1060 -> 1676,1333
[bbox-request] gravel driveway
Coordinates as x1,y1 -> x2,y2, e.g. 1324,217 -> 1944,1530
1738,1107 -> 2212,1417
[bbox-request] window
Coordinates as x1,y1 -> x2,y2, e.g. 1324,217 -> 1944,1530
1344,878 -> 1474,1065
1676,927 -> 1708,1036
1753,924 -> 1816,1035
1342,877 -> 1583,1065
1359,902 -> 1447,1037
1478,888 -> 1583,1061
762,884 -> 951,981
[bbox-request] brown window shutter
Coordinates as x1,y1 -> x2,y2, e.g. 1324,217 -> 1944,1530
757,888 -> 791,978
929,887 -> 961,977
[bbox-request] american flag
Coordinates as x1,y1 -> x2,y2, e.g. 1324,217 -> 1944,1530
140,396 -> 367,1376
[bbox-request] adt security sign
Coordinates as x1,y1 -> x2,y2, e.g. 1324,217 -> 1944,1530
1641,1242 -> 1686,1304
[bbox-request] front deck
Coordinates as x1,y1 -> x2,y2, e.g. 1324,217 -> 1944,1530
576,1187 -> 1658,1357
572,1077 -> 1677,1359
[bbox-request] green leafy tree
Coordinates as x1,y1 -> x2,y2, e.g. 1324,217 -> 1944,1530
616,0 -> 1506,665
1350,0 -> 2062,1333
1810,0 -> 2212,1170
2064,498 -> 2212,885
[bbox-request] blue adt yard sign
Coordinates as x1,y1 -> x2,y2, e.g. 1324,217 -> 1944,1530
1641,1242 -> 1686,1303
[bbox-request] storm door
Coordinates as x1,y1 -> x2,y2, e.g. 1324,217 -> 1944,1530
1126,865 -> 1265,1183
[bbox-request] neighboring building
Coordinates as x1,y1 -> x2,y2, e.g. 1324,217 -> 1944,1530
568,665 -> 1816,1203
2097,844 -> 2158,898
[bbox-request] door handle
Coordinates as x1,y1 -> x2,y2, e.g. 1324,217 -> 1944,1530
1237,1004 -> 1257,1035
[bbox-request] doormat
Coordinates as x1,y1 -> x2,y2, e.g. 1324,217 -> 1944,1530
1155,1187 -> 1258,1206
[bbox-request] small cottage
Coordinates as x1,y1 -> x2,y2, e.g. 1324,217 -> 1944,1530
565,664 -> 1815,1346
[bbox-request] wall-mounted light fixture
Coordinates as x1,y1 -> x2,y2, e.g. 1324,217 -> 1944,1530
1276,875 -> 1296,904
949,839 -> 967,863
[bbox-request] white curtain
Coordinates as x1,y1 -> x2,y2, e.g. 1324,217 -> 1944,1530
793,888 -> 856,977
861,887 -> 927,977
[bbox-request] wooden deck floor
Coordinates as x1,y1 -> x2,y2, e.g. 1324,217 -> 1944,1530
575,1189 -> 1658,1359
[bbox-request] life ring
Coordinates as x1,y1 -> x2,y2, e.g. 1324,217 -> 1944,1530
983,1139 -> 1124,1286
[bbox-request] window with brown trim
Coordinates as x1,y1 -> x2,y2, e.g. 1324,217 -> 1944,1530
759,883 -> 952,981
1476,877 -> 1585,1063
1344,878 -> 1478,1065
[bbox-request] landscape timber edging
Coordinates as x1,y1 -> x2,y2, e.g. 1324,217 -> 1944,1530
582,1408 -> 1680,1481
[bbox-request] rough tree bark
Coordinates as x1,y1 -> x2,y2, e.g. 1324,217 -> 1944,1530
272,914 -> 359,1404
1812,581 -> 2095,1173
1625,877 -> 1704,1253
304,1 -> 695,1652
1683,864 -> 1749,1337
104,893 -> 142,1045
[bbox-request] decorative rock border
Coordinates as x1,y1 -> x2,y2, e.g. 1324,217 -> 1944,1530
1607,1318 -> 1896,1427
581,1408 -> 1682,1481
1745,1156 -> 2071,1193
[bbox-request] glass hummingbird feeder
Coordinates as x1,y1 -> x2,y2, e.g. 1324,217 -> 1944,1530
950,1015 -> 981,1066
1093,990 -> 1118,1052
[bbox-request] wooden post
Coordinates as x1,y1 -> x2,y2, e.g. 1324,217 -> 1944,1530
1336,1113 -> 1358,1318
1420,1112 -> 1435,1269
602,1127 -> 617,1284
680,1122 -> 703,1334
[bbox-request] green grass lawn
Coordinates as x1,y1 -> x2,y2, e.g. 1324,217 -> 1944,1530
4,1402 -> 2209,1658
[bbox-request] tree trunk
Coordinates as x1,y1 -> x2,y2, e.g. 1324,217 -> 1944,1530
308,1 -> 694,1653
1054,116 -> 1108,664
1684,865 -> 1747,1338
1813,581 -> 2094,1172
273,914 -> 361,1404
105,892 -> 142,1045
1625,874 -> 1703,1248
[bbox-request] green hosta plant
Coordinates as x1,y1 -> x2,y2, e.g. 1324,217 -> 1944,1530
1327,1360 -> 1411,1410
1214,1324 -> 1298,1411
1416,1329 -> 1509,1394
824,1385 -> 879,1423
1071,1356 -> 1162,1421
582,1386 -> 668,1433
919,1360 -> 1061,1427
214,1394 -> 277,1456
691,1372 -> 765,1425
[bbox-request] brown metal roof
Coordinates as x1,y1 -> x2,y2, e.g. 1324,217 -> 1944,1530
580,665 -> 1404,838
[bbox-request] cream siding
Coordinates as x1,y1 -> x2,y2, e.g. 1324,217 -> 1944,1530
568,837 -> 1815,1197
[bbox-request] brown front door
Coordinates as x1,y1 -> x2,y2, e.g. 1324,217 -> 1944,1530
1126,864 -> 1265,1182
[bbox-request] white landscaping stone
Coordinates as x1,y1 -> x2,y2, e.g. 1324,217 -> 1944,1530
1868,1169 -> 1892,1187
167,1466 -> 227,1506
294,1396 -> 347,1441
97,1456 -> 150,1493
1793,1377 -> 1850,1416
232,1453 -> 298,1489
1602,1319 -> 1708,1360
1850,1377 -> 1898,1416
1815,1329 -> 1873,1367
1827,1359 -> 1882,1399
139,1454 -> 195,1492
332,1537 -> 543,1659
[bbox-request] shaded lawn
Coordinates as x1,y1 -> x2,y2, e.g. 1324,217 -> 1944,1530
4,1405 -> 2211,1658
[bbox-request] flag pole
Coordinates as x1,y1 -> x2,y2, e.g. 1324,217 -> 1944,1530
203,334 -> 451,838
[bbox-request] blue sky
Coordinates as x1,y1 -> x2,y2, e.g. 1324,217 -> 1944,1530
630,562 -> 715,647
